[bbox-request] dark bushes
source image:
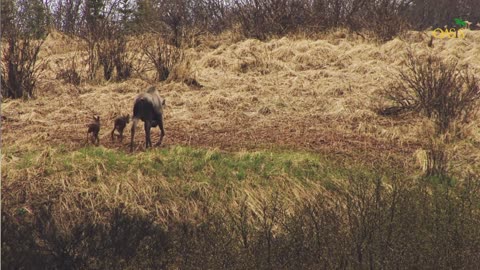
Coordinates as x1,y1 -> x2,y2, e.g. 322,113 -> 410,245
381,51 -> 480,177
21,0 -> 480,47
235,0 -> 312,40
142,39 -> 184,82
3,174 -> 480,269
1,37 -> 45,99
1,0 -> 47,99
347,0 -> 412,41
2,206 -> 171,269
56,57 -> 81,85
98,36 -> 133,81
385,52 -> 480,136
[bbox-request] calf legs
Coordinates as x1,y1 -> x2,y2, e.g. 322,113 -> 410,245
94,133 -> 99,146
119,130 -> 124,141
111,126 -> 116,141
87,131 -> 100,146
111,126 -> 125,142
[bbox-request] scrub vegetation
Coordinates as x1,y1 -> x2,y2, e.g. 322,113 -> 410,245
2,0 -> 480,269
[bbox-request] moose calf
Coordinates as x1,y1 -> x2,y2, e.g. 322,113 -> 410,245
87,116 -> 101,145
111,114 -> 130,141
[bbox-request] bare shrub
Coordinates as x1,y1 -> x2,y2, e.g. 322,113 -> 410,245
83,36 -> 100,81
1,36 -> 45,99
405,0 -> 480,30
384,52 -> 480,136
348,0 -> 411,41
382,52 -> 480,177
80,0 -> 113,81
98,39 -> 116,81
254,193 -> 282,268
227,198 -> 252,249
51,0 -> 83,35
75,1 -> 134,82
232,0 -> 409,41
234,0 -> 311,40
191,0 -> 232,35
79,0 -> 104,80
56,56 -> 81,85
98,37 -> 132,81
1,0 -> 48,99
113,45 -> 133,81
142,38 -> 184,82
156,0 -> 190,47
167,58 -> 202,88
424,138 -> 448,177
132,0 -> 231,47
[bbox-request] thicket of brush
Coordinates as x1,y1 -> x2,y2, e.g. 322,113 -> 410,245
3,1 -> 480,269
3,170 -> 480,269
382,51 -> 480,136
380,51 -> 480,177
0,1 -> 47,99
3,0 -> 479,99
2,145 -> 480,269
45,0 -> 480,43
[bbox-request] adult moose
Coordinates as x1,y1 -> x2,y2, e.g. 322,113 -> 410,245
130,86 -> 166,152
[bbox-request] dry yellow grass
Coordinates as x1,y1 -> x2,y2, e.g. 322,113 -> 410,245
3,29 -> 479,162
2,30 -> 480,244
2,30 -> 480,213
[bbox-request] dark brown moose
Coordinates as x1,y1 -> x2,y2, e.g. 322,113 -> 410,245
130,86 -> 166,151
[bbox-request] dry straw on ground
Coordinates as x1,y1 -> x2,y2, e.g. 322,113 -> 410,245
2,29 -> 480,224
3,29 -> 479,158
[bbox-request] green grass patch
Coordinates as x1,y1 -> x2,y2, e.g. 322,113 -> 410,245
2,145 -> 397,189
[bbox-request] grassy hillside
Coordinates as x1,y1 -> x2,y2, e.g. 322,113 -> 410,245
2,145 -> 380,225
2,29 -> 480,268
3,29 -> 480,161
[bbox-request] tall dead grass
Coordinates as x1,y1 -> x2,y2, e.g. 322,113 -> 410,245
2,146 -> 479,269
3,29 -> 480,268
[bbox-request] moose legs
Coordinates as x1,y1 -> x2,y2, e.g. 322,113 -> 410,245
144,120 -> 152,148
130,118 -> 154,151
130,116 -> 164,152
155,115 -> 165,146
130,118 -> 139,152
